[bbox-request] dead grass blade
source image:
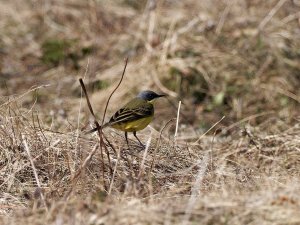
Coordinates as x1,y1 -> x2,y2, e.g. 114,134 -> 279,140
22,134 -> 48,212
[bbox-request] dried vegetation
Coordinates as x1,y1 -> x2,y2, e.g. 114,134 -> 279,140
0,0 -> 300,224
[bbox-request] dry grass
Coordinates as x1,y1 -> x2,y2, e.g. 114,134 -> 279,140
1,0 -> 300,224
0,101 -> 299,224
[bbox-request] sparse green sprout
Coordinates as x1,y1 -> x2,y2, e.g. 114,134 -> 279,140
41,39 -> 93,69
41,39 -> 71,66
256,35 -> 265,50
92,189 -> 107,202
174,48 -> 202,58
167,66 -> 209,103
280,96 -> 289,106
89,80 -> 110,91
213,91 -> 225,106
122,0 -> 147,10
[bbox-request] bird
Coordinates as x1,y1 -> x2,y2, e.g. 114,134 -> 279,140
86,90 -> 166,147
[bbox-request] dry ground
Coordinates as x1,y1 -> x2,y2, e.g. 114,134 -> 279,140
0,0 -> 300,224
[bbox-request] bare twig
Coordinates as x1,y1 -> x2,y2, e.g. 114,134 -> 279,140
22,135 -> 48,212
193,116 -> 225,145
145,1 -> 156,53
101,57 -> 129,126
260,85 -> 300,103
79,79 -> 107,189
215,0 -> 232,35
222,112 -> 275,134
258,0 -> 288,31
137,133 -> 152,180
148,118 -> 175,177
79,79 -> 97,121
147,119 -> 175,197
35,113 -> 47,142
254,55 -> 273,79
169,16 -> 202,53
78,57 -> 129,191
174,101 -> 181,141
108,147 -> 121,195
0,84 -> 51,109
152,71 -> 178,98
75,59 -> 89,165
65,144 -> 99,199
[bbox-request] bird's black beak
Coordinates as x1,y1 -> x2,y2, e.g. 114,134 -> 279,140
157,94 -> 167,98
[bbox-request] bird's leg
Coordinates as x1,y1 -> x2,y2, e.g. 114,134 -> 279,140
133,131 -> 145,148
125,132 -> 129,147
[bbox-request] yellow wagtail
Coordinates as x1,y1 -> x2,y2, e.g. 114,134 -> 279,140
87,90 -> 166,146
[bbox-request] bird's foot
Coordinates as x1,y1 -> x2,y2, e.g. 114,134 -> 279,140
138,143 -> 146,151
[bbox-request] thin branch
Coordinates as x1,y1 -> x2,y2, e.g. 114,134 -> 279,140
108,147 -> 121,194
152,71 -> 178,98
22,135 -> 48,212
148,118 -> 175,176
75,59 -> 89,164
221,111 -> 275,134
174,101 -> 181,140
215,0 -> 232,35
79,79 -> 97,119
101,57 -> 129,126
0,84 -> 51,109
78,57 -> 129,193
79,79 -> 106,190
258,0 -> 288,31
65,144 -> 99,199
138,133 -> 152,180
193,116 -> 225,145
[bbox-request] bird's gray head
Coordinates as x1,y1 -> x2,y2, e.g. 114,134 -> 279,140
137,90 -> 166,101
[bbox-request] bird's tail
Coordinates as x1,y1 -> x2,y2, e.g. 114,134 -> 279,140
85,123 -> 109,134
85,127 -> 99,134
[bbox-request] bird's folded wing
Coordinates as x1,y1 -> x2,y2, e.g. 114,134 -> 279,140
108,100 -> 153,125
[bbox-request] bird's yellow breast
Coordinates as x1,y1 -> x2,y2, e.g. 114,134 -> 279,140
111,116 -> 153,132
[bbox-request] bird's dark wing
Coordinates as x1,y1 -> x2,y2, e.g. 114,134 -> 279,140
108,98 -> 154,125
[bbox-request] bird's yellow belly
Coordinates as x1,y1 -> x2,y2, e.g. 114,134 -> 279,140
111,116 -> 153,132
